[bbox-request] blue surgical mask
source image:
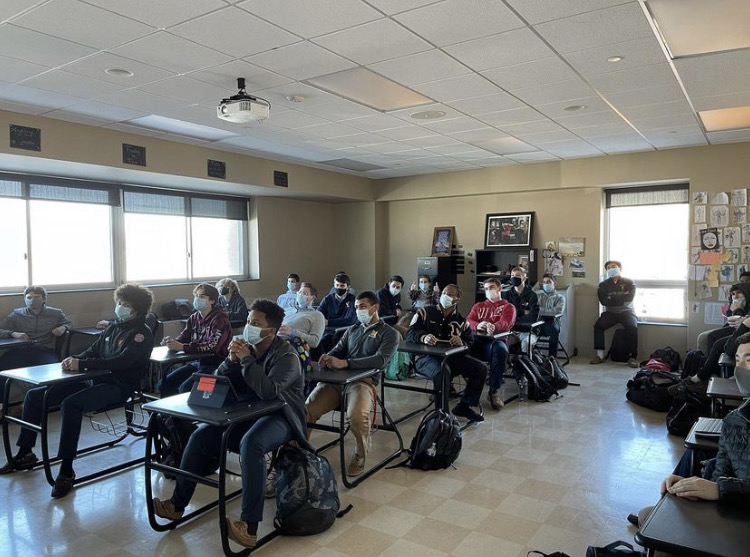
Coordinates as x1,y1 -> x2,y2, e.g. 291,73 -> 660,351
440,294 -> 454,308
193,297 -> 209,311
389,286 -> 401,297
510,276 -> 523,287
542,283 -> 554,293
287,281 -> 295,291
25,297 -> 43,311
296,292 -> 309,307
356,308 -> 372,325
115,303 -> 132,320
243,324 -> 263,344
419,283 -> 429,291
606,267 -> 620,278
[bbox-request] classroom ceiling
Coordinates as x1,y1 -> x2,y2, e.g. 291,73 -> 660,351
2,0 -> 750,179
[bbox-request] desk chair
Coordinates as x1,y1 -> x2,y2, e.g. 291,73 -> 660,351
718,352 -> 734,379
531,314 -> 571,366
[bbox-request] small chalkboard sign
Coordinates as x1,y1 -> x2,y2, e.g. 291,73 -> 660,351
10,124 -> 41,151
274,170 -> 288,188
208,159 -> 226,179
122,143 -> 146,167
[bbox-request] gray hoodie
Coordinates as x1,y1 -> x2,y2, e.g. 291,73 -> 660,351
0,305 -> 72,350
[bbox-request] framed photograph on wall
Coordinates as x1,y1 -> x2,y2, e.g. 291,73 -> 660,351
431,226 -> 455,256
484,212 -> 534,248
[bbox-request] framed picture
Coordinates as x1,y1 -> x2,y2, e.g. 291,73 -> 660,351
484,212 -> 534,248
518,255 -> 529,269
431,226 -> 455,256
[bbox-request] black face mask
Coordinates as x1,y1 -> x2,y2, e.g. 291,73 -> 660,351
335,288 -> 347,297
220,287 -> 230,295
510,276 -> 523,287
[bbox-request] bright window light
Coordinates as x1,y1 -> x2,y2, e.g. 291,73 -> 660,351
0,198 -> 28,288
190,217 -> 244,279
125,213 -> 188,282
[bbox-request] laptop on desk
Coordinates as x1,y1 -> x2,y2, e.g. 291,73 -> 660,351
187,373 -> 253,409
694,417 -> 723,438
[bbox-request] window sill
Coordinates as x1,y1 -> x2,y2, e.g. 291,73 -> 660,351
636,321 -> 687,327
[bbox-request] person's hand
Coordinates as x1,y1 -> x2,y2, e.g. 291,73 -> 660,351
278,325 -> 292,337
423,334 -> 437,346
165,339 -> 183,351
410,282 -> 417,291
51,326 -> 66,337
729,316 -> 743,329
318,354 -> 332,368
61,357 -> 79,371
160,336 -> 172,346
449,335 -> 463,347
742,316 -> 750,329
433,283 -> 440,293
96,320 -> 109,329
666,476 -> 719,500
660,474 -> 684,496
485,323 -> 496,335
396,308 -> 402,317
230,339 -> 252,360
11,332 -> 30,340
326,356 -> 348,369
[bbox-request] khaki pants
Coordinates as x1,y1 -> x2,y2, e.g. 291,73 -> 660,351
306,379 -> 375,457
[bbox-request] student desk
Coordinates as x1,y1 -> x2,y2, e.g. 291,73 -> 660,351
0,363 -> 144,487
684,418 -> 721,452
0,338 -> 37,349
148,346 -> 211,392
64,327 -> 104,359
635,493 -> 750,557
381,340 -> 468,425
142,394 -> 285,557
307,364 -> 404,488
707,377 -> 744,417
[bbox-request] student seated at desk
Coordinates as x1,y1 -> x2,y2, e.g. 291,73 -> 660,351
277,282 -> 325,349
408,275 -> 440,310
276,273 -> 301,315
215,277 -> 249,325
467,278 -> 516,410
376,274 -> 404,321
0,285 -> 71,371
157,283 -> 232,397
502,267 -> 540,353
306,291 -> 399,477
316,273 -> 357,354
407,284 -> 488,423
0,284 -> 154,498
695,283 -> 750,354
631,332 -> 750,527
535,274 -> 566,358
153,299 -> 309,549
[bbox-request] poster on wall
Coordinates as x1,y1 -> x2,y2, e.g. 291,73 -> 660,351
724,227 -> 741,248
700,228 -> 720,251
558,237 -> 585,256
694,205 -> 706,223
721,264 -> 735,282
733,207 -> 747,224
697,282 -> 712,299
710,205 -> 729,227
693,191 -> 707,204
725,248 -> 740,264
711,192 -> 729,205
543,249 -> 563,277
731,188 -> 747,206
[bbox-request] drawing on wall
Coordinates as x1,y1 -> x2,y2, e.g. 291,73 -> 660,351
710,205 -> 729,227
725,248 -> 740,264
711,192 -> 729,205
693,191 -> 707,204
692,225 -> 703,247
720,264 -> 735,283
724,227 -> 741,248
733,207 -> 747,224
731,188 -> 747,206
542,249 -> 563,277
743,246 -> 750,263
697,282 -> 712,299
694,205 -> 706,223
719,284 -> 734,301
690,246 -> 701,264
700,228 -> 720,251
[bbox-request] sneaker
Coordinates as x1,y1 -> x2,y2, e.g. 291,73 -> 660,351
488,392 -> 504,410
226,518 -> 257,549
627,358 -> 639,368
627,513 -> 639,527
264,466 -> 277,499
153,497 -> 184,520
347,453 -> 366,477
589,355 -> 605,365
452,401 -> 484,423
0,452 -> 38,474
51,473 -> 76,498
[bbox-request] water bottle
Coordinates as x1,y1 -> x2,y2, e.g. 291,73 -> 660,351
518,378 -> 528,402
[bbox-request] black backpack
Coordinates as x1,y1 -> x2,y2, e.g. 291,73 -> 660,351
648,347 -> 682,372
403,408 -> 462,470
162,299 -> 193,320
586,541 -> 644,557
666,384 -> 711,437
681,349 -> 705,379
156,416 -> 201,474
514,354 -> 559,401
607,329 -> 631,362
625,369 -> 681,411
543,356 -> 569,390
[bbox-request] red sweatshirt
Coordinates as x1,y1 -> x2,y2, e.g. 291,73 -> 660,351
176,307 -> 232,358
467,298 -> 516,333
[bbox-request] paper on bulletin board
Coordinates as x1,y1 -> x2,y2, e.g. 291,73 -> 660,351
731,188 -> 747,206
696,282 -> 712,299
707,265 -> 721,287
691,301 -> 701,314
694,205 -> 706,224
710,205 -> 729,227
697,251 -> 721,264
690,265 -> 709,281
704,303 -> 725,325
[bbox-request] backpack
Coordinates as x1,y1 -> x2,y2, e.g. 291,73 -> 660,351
586,541 -> 644,557
162,299 -> 193,320
402,408 -> 462,470
156,416 -> 201,474
666,384 -> 711,437
514,354 -> 559,402
682,349 -> 705,379
273,445 -> 350,535
543,356 -> 569,390
625,369 -> 681,411
648,347 -> 682,372
607,329 -> 631,362
384,350 -> 410,381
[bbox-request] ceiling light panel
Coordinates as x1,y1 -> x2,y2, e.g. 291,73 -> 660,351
699,106 -> 750,132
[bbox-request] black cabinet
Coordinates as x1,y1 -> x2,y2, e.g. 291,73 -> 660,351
474,248 -> 538,302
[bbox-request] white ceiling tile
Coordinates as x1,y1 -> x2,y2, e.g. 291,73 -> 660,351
48,100 -> 147,122
535,98 -> 612,119
618,100 -> 694,121
360,142 -> 405,153
426,143 -> 483,155
298,121 -> 363,139
480,56 -> 578,91
421,116 -> 487,134
245,41 -> 356,81
675,49 -> 750,100
0,83 -> 81,110
296,99 -> 378,121
186,60 -> 292,93
535,139 -> 604,157
0,23 -> 96,66
394,0 -> 523,47
312,18 -> 431,65
505,151 -> 561,162
512,128 -> 579,144
42,110 -> 117,127
111,31 -> 232,74
477,106 -> 545,127
0,53 -> 50,82
342,114 -> 411,132
586,132 -> 654,153
555,110 -> 626,129
13,0 -> 154,49
450,149 -> 497,160
605,82 -> 684,108
707,129 -> 750,144
588,63 -> 677,94
376,125 -> 436,140
471,136 -> 539,155
0,98 -> 51,115
365,0 -> 437,14
238,0 -> 381,38
22,70 -> 126,100
573,121 -> 638,138
254,82 -> 339,109
386,103 -> 464,123
504,0 -> 632,25
96,88 -> 193,118
448,127 -> 509,142
511,79 -> 596,105
100,122 -> 166,137
445,28 -> 553,72
534,2 -> 653,54
692,91 -> 750,112
447,92 -> 526,115
649,135 -> 707,149
630,113 -> 699,131
564,36 -> 667,77
63,52 -> 176,87
498,119 -> 565,136
138,76 -> 244,107
84,0 -> 228,28
1,0 -> 41,21
412,74 -> 504,103
170,7 -> 298,57
369,49 -> 471,86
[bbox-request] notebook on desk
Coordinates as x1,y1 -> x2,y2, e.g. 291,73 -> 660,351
694,417 -> 723,437
187,373 -> 252,409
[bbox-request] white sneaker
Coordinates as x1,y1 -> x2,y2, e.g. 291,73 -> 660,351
347,454 -> 366,477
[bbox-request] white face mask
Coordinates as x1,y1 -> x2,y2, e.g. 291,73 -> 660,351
389,286 -> 401,296
356,308 -> 372,325
243,324 -> 264,345
296,291 -> 309,307
440,294 -> 454,308
484,289 -> 500,301
606,267 -> 620,278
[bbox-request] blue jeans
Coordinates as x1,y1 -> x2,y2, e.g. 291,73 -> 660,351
471,337 -> 509,395
414,354 -> 486,407
537,321 -> 560,357
17,381 -> 129,459
171,413 -> 292,524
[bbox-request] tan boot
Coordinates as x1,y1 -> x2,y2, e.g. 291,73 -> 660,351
589,355 -> 605,365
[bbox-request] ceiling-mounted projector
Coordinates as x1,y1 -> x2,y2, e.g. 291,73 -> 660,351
217,77 -> 270,123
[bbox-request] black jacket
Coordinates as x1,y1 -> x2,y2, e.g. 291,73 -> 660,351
76,316 -> 153,392
376,284 -> 402,318
407,304 -> 473,348
713,405 -> 750,503
597,276 -> 636,313
502,284 -> 540,327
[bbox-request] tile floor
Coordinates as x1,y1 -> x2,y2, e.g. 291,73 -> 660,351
0,359 -> 683,556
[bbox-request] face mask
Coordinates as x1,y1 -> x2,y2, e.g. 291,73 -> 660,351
220,286 -> 230,295
193,297 -> 209,311
115,303 -> 132,320
419,283 -> 429,291
485,289 -> 500,301
243,324 -> 264,345
606,267 -> 620,278
335,287 -> 347,297
356,309 -> 372,325
389,286 -> 401,297
542,284 -> 554,293
732,296 -> 746,309
440,294 -> 454,308
296,292 -> 309,307
510,276 -> 523,287
734,365 -> 750,396
287,281 -> 295,291
25,297 -> 43,311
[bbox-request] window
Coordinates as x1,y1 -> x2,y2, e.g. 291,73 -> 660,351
605,185 -> 689,323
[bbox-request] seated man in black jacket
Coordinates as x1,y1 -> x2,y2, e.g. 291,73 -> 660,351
0,284 -> 154,498
502,267 -> 540,354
